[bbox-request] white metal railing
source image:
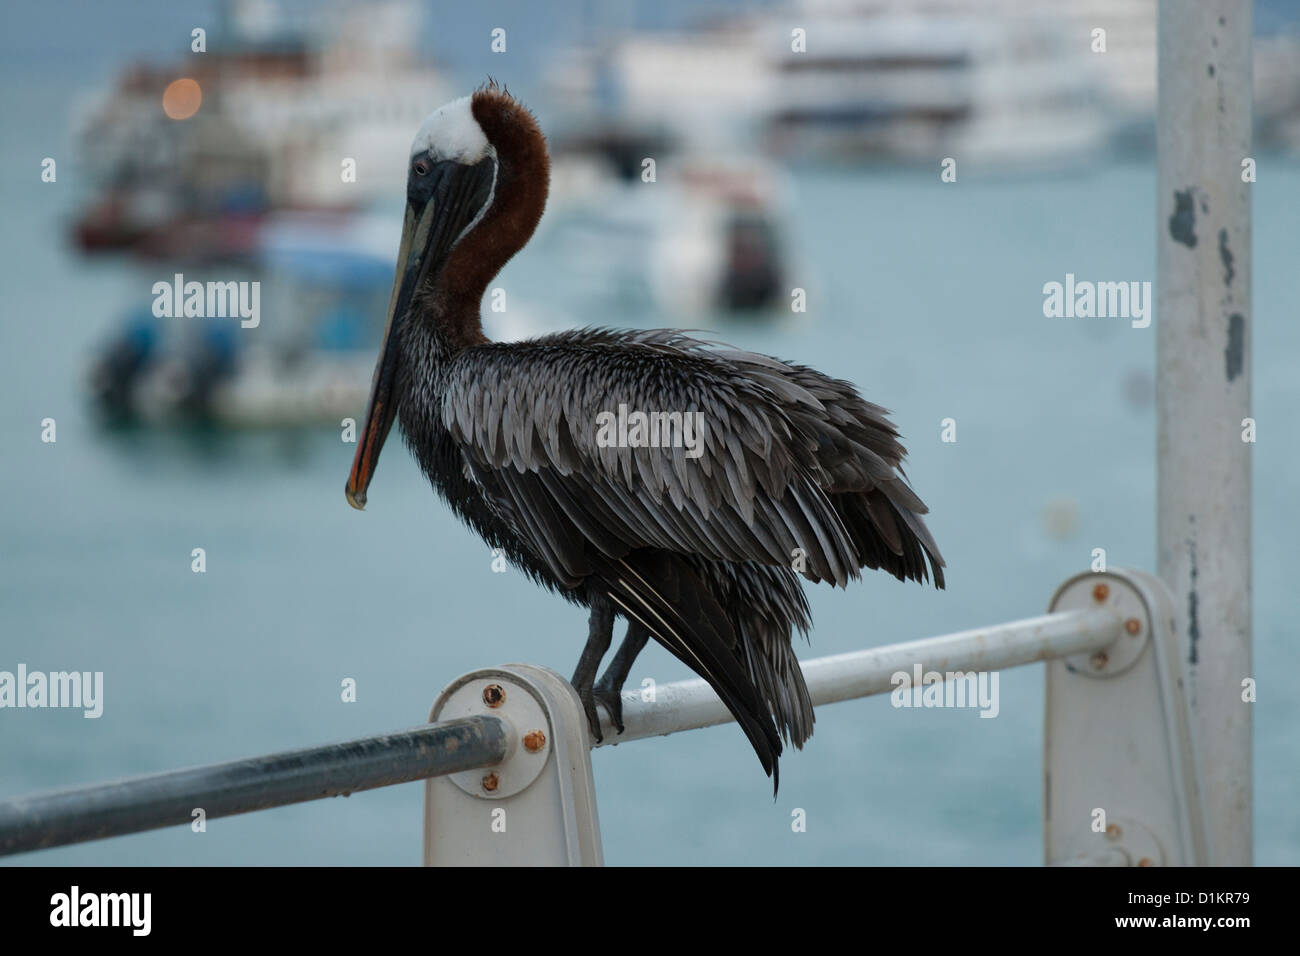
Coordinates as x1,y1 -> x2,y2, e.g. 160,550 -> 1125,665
0,567 -> 1210,866
421,567 -> 1210,867
595,607 -> 1122,745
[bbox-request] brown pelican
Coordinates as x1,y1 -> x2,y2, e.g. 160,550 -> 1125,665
346,84 -> 944,789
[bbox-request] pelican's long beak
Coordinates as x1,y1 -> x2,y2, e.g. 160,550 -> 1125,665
346,157 -> 496,510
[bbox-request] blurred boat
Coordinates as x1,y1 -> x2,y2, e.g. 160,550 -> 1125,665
544,0 -> 1300,165
546,151 -> 794,318
87,210 -> 397,428
765,1 -> 1111,167
545,0 -> 1113,168
71,0 -> 450,260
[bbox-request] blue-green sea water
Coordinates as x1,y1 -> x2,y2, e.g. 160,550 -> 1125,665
1,1 -> 1297,866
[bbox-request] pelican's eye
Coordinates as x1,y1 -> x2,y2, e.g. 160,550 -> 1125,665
413,159 -> 430,176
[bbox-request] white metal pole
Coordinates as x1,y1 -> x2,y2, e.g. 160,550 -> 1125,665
1156,0 -> 1253,866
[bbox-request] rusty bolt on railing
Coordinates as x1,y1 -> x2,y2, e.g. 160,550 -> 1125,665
482,684 -> 505,708
523,730 -> 546,753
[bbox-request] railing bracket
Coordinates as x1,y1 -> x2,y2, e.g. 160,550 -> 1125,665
1054,571 -> 1152,679
1044,568 -> 1210,866
423,664 -> 603,866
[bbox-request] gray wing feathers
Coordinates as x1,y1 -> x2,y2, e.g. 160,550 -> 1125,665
441,327 -> 945,589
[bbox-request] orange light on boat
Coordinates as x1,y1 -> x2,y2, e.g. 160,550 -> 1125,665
162,78 -> 202,120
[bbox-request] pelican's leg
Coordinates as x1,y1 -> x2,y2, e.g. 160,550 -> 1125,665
593,620 -> 650,734
571,595 -> 614,743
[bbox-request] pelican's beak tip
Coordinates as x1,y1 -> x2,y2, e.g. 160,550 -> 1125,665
346,487 -> 367,511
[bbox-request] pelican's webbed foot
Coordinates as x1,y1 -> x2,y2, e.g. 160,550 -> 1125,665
591,678 -> 624,735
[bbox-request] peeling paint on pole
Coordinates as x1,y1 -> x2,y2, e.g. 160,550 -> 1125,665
1156,0 -> 1252,866
1168,188 -> 1198,247
1218,228 -> 1236,286
1225,314 -> 1246,380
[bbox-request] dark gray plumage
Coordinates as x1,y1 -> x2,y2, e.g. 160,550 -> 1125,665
411,326 -> 944,768
439,329 -> 942,586
347,87 -> 945,790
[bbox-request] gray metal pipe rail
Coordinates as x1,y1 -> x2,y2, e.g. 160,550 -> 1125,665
0,604 -> 1125,859
0,715 -> 507,857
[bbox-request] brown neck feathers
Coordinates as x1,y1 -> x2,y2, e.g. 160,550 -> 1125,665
434,88 -> 550,350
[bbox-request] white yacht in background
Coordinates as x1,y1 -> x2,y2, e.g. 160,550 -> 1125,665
765,0 -> 1113,167
545,0 -> 1118,168
543,0 -> 1300,166
71,0 -> 451,256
